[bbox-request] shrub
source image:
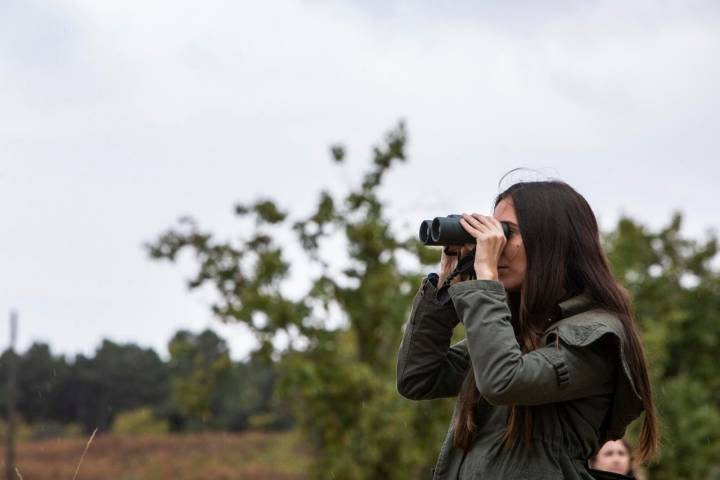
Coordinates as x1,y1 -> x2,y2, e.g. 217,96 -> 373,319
112,408 -> 169,435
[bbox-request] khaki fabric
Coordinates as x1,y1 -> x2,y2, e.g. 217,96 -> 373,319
396,278 -> 643,480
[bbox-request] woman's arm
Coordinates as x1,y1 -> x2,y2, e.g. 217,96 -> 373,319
449,279 -> 617,406
396,274 -> 470,400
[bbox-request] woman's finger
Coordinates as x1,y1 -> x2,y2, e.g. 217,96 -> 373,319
459,217 -> 478,237
472,214 -> 502,234
461,214 -> 489,234
462,214 -> 490,233
470,213 -> 495,229
487,216 -> 504,230
471,213 -> 492,224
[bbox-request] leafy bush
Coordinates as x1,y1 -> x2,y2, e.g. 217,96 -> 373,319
112,408 -> 169,435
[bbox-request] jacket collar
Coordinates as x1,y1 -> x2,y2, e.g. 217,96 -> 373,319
553,292 -> 596,321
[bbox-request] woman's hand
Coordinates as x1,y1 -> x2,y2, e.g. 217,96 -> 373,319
459,213 -> 507,281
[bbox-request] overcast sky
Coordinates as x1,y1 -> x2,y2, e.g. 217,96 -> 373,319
2,0 -> 719,361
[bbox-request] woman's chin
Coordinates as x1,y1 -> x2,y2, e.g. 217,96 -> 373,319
499,276 -> 521,292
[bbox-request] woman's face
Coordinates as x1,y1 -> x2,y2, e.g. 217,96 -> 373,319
493,198 -> 526,291
591,440 -> 632,475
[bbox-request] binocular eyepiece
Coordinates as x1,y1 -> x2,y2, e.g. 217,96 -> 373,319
419,214 -> 512,246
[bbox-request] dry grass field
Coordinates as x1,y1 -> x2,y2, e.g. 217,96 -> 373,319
2,430 -> 310,480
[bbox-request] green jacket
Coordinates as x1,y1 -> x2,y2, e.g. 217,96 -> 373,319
396,277 -> 643,479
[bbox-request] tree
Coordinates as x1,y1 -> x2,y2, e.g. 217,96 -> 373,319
147,122 -> 452,478
216,354 -> 289,431
604,214 -> 720,479
1,340 -> 169,433
0,343 -> 68,424
166,329 -> 233,430
53,340 -> 169,432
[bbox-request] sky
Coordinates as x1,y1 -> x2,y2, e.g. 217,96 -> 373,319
1,0 -> 719,361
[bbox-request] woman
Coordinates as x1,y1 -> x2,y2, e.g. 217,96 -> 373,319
589,439 -> 636,478
396,180 -> 658,479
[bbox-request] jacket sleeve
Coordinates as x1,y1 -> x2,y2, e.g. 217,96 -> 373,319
396,275 -> 470,400
448,279 -> 618,407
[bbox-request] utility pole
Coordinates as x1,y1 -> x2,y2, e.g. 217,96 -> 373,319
5,310 -> 18,480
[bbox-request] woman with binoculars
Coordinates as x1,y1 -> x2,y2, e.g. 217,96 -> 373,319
396,179 -> 658,479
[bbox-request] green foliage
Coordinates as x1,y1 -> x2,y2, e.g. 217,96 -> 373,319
235,199 -> 288,225
167,329 -> 233,428
1,343 -> 69,423
0,418 -> 38,442
279,342 -> 453,478
69,340 -> 170,432
0,340 -> 169,433
653,376 -> 720,480
1,332 -> 282,436
331,144 -> 345,163
212,354 -> 292,432
247,412 -> 292,430
604,214 -> 720,478
113,408 -> 169,435
148,121 -> 451,478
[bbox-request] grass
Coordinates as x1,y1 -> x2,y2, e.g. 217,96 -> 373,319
1,430 -> 310,480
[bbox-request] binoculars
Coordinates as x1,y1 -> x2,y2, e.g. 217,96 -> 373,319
419,214 -> 512,246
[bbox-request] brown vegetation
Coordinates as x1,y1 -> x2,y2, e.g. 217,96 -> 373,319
1,430 -> 310,480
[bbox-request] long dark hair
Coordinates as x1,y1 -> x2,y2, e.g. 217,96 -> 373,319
452,179 -> 659,464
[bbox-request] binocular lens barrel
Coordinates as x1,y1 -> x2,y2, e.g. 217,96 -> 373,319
419,214 -> 511,246
431,214 -> 473,244
419,220 -> 440,246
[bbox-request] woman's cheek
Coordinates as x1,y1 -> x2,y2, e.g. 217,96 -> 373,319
504,241 -> 522,261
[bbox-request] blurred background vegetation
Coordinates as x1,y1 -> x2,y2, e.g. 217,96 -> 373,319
2,124 -> 719,479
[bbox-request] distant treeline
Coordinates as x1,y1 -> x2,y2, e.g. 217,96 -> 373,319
0,328 -> 291,435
